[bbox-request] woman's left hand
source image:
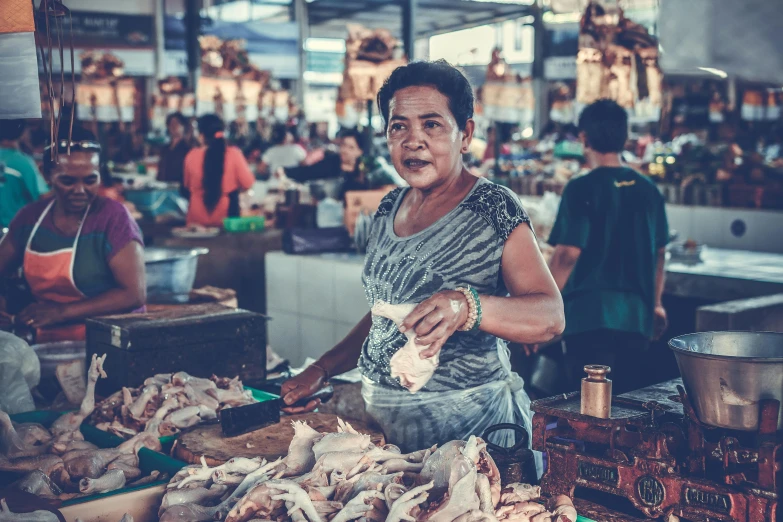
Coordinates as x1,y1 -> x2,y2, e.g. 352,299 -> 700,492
400,290 -> 469,359
16,302 -> 67,329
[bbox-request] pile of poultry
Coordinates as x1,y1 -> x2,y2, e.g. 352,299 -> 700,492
158,419 -> 576,522
0,355 -> 165,501
89,371 -> 257,438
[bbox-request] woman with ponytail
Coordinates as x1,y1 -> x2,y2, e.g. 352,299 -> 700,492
183,114 -> 255,226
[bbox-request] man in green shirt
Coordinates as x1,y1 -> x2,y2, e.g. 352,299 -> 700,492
1,120 -> 49,229
547,100 -> 669,394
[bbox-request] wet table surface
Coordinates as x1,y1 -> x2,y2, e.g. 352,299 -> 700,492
665,248 -> 783,301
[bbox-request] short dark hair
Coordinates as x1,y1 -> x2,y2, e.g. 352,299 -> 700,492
578,99 -> 628,153
271,123 -> 289,145
42,124 -> 101,175
0,119 -> 26,142
337,127 -> 366,153
377,60 -> 474,131
166,112 -> 188,128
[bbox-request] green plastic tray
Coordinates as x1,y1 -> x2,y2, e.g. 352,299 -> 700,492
8,410 -> 186,506
223,216 -> 265,233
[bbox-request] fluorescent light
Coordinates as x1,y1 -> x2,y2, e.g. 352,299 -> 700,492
698,67 -> 728,79
305,38 -> 346,53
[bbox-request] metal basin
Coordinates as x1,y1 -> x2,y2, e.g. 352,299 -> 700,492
144,247 -> 208,304
669,331 -> 783,431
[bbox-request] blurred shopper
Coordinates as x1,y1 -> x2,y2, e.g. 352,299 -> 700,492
276,128 -> 369,198
183,114 -> 254,226
258,123 -> 306,175
157,112 -> 193,184
0,120 -> 49,228
546,99 -> 669,394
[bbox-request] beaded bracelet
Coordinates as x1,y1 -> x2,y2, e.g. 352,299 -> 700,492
456,286 -> 483,332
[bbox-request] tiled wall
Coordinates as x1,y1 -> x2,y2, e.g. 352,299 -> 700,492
266,252 -> 367,367
666,205 -> 783,253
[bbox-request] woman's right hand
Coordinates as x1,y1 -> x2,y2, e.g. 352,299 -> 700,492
280,365 -> 327,414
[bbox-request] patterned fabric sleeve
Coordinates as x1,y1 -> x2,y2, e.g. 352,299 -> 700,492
101,199 -> 144,261
374,187 -> 403,218
460,182 -> 531,241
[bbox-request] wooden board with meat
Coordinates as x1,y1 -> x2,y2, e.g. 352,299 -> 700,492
159,418 -> 578,522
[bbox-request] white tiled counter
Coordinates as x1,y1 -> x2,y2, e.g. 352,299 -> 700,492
266,252 -> 367,366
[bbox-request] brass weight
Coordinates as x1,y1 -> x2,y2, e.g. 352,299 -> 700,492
581,365 -> 612,419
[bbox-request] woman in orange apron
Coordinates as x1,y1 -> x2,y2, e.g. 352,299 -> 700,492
22,199 -> 91,342
0,127 -> 146,342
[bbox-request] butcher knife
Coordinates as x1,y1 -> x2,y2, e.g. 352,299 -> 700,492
219,385 -> 334,436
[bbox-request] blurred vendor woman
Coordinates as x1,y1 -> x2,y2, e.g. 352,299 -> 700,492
0,128 -> 146,342
183,114 -> 255,227
281,61 -> 564,451
277,128 -> 370,198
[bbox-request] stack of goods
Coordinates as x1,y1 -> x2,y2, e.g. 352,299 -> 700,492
480,49 -> 535,125
196,35 -> 274,122
576,1 -> 661,115
337,24 -> 407,118
89,372 -> 257,439
0,355 -> 166,501
76,51 -> 136,124
157,419 -> 577,521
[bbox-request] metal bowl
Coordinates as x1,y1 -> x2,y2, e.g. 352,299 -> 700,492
669,331 -> 783,431
144,247 -> 208,304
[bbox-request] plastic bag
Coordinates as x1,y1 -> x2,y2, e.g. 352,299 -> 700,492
0,332 -> 40,414
361,338 -> 535,458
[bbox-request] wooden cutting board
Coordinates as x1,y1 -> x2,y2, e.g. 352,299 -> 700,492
173,413 -> 385,466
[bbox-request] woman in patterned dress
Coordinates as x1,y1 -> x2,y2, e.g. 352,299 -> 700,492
281,61 -> 564,451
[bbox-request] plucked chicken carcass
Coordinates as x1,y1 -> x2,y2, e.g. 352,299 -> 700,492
155,418 -> 578,522
89,371 -> 257,438
371,301 -> 438,393
0,354 -> 166,502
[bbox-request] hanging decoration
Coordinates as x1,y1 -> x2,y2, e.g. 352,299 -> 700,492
338,24 -> 407,105
194,35 -> 272,121
36,0 -> 77,160
75,51 -> 134,124
576,1 -> 661,116
480,48 -> 535,125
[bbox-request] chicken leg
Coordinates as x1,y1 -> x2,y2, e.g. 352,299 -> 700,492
50,354 -> 107,436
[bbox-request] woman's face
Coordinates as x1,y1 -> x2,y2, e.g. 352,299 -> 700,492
51,150 -> 101,213
167,118 -> 185,140
339,136 -> 363,168
386,86 -> 473,190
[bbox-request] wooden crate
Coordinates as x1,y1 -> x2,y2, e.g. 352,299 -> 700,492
86,304 -> 266,395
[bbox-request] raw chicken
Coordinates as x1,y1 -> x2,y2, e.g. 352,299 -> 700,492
0,410 -> 47,458
13,470 -> 63,499
160,485 -> 230,515
50,354 -> 107,436
0,453 -> 70,485
13,423 -> 52,448
313,429 -> 372,460
372,301 -> 438,393
128,385 -> 159,420
79,468 -> 127,494
331,490 -> 384,522
0,499 -> 59,522
386,481 -> 433,522
421,443 -> 480,521
281,421 -> 322,477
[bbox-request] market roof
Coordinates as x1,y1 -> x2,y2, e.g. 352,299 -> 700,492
306,0 -> 535,39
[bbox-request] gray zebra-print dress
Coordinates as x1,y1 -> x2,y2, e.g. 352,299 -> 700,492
358,176 -> 535,452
